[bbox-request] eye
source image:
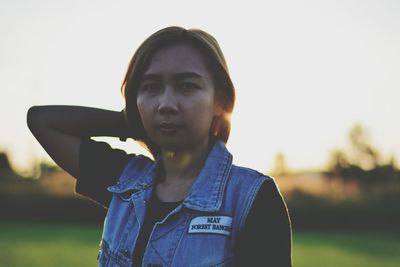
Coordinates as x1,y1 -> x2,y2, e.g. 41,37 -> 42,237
179,82 -> 199,92
139,83 -> 162,95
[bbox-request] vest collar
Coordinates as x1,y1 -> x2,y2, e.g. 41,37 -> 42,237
108,140 -> 233,212
182,140 -> 233,212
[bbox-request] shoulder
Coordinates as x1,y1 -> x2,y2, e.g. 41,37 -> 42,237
116,154 -> 156,184
226,165 -> 282,226
79,137 -> 135,165
79,136 -> 155,185
229,164 -> 274,187
229,165 -> 283,206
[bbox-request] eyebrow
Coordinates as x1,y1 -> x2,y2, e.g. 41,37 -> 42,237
141,72 -> 203,81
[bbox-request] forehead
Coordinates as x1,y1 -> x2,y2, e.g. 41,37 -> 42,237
143,42 -> 211,77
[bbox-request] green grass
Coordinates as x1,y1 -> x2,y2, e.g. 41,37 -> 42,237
0,222 -> 399,267
293,230 -> 400,267
0,222 -> 102,267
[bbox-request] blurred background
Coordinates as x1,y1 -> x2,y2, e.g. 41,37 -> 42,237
1,0 -> 399,266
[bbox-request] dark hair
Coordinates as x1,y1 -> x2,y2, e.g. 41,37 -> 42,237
121,26 -> 235,157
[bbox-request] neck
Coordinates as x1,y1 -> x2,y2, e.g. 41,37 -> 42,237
159,139 -> 213,184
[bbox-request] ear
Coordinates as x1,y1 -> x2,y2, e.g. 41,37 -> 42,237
213,92 -> 224,116
213,101 -> 223,116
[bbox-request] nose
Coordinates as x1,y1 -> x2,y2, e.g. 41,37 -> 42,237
158,87 -> 179,115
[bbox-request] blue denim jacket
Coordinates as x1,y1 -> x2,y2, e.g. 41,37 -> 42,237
98,140 -> 269,267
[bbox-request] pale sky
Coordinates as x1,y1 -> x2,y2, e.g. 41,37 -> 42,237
1,0 -> 399,174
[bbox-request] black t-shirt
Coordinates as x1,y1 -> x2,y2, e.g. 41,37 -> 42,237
132,190 -> 182,267
76,137 -> 292,266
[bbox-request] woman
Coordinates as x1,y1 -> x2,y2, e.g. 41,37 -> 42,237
27,26 -> 292,266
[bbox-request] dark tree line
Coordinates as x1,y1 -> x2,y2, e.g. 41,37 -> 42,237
325,124 -> 400,191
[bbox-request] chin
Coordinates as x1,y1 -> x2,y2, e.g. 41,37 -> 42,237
159,142 -> 188,153
151,131 -> 210,151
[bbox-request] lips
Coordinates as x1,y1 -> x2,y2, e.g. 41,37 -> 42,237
158,122 -> 181,135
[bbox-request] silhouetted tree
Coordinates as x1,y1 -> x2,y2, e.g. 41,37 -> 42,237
272,152 -> 288,176
0,152 -> 12,172
348,124 -> 380,169
325,124 -> 400,191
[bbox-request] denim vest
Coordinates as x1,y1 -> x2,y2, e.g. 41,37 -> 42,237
98,141 -> 269,267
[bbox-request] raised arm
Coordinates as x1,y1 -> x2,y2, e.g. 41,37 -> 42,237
26,105 -> 131,179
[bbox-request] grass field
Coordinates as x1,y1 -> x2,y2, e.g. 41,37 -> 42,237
0,222 -> 399,267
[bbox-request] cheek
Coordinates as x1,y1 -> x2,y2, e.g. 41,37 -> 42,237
187,98 -> 216,126
136,99 -> 143,118
136,97 -> 151,124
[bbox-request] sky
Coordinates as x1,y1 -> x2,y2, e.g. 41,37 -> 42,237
1,0 -> 399,174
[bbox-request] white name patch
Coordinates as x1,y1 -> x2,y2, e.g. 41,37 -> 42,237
188,216 -> 233,236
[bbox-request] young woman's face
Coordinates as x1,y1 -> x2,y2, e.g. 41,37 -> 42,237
136,42 -> 222,152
